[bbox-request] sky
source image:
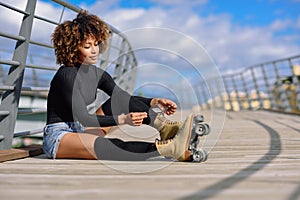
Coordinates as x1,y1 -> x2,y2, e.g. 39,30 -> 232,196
1,0 -> 300,98
61,0 -> 300,71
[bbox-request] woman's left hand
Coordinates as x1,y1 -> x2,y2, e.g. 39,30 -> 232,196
151,98 -> 177,115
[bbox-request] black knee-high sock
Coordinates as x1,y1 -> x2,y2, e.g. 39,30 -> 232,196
94,137 -> 159,161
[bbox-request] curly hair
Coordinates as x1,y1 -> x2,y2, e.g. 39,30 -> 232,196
52,10 -> 111,66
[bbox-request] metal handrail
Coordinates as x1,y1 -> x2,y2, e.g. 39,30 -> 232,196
0,111 -> 10,115
0,59 -> 21,66
0,0 -> 139,149
0,2 -> 30,16
34,14 -> 59,26
21,86 -> 49,92
18,108 -> 47,115
0,85 -> 15,91
196,54 -> 300,113
25,64 -> 57,71
14,129 -> 44,137
223,54 -> 300,78
51,0 -> 81,13
0,32 -> 26,42
29,40 -> 53,49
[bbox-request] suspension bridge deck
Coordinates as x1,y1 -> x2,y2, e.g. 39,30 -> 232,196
0,110 -> 299,200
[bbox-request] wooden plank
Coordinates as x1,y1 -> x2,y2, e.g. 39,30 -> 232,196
0,111 -> 299,200
0,149 -> 29,162
0,145 -> 43,162
18,144 -> 43,157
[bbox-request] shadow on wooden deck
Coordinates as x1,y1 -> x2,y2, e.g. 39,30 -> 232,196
0,110 -> 299,200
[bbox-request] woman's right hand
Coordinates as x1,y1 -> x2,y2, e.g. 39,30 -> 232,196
118,112 -> 147,126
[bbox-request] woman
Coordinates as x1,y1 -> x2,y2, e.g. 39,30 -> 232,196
43,10 -> 195,161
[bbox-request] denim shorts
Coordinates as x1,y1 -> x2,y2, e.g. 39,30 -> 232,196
43,121 -> 85,159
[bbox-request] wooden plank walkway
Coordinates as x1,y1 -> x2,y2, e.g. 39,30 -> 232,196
0,110 -> 299,200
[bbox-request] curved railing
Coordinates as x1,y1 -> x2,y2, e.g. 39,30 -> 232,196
0,0 -> 138,149
196,54 -> 300,113
1,0 -> 299,151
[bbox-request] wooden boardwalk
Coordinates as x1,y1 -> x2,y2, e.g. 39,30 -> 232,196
0,110 -> 299,200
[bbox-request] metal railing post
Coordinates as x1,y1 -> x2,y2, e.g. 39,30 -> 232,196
0,0 -> 37,149
114,38 -> 126,80
201,82 -> 211,110
261,64 -> 276,110
288,59 -> 300,111
214,78 -> 225,109
223,77 -> 233,111
240,72 -> 252,110
231,74 -> 241,110
195,84 -> 205,110
127,53 -> 138,93
207,80 -> 217,109
273,62 -> 292,112
250,67 -> 263,109
99,37 -> 112,70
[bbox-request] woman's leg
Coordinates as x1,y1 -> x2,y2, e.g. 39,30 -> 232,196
94,137 -> 159,161
84,127 -> 106,137
56,132 -> 159,161
56,132 -> 98,159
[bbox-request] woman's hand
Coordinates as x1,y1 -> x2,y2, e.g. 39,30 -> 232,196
150,98 -> 177,115
118,112 -> 147,126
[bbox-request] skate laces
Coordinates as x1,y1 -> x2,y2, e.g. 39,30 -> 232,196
155,138 -> 173,145
157,113 -> 180,125
165,118 -> 180,125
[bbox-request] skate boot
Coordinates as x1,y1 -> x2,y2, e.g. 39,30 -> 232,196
155,114 -> 194,161
153,113 -> 182,140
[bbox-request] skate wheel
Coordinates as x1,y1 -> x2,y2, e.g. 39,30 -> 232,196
192,149 -> 208,162
203,123 -> 210,135
195,123 -> 210,136
194,115 -> 204,123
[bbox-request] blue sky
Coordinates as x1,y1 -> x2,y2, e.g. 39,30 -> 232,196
2,0 -> 300,97
65,0 -> 299,66
40,0 -> 300,48
3,0 -> 300,72
206,0 -> 299,38
69,0 -> 300,27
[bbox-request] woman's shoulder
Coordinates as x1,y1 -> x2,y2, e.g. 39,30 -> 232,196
52,65 -> 78,82
58,65 -> 78,72
56,65 -> 78,75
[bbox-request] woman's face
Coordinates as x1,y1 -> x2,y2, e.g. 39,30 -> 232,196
78,37 -> 100,65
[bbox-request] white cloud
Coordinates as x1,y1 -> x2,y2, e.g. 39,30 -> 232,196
269,19 -> 292,31
2,0 -> 300,90
74,0 -> 300,93
91,1 -> 299,72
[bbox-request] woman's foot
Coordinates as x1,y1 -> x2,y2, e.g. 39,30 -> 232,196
155,114 -> 194,161
153,113 -> 182,140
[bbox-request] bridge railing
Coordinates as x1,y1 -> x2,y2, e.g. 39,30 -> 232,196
0,0 -> 138,150
197,54 -> 300,113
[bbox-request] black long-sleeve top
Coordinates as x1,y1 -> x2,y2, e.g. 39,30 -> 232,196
46,64 -> 152,127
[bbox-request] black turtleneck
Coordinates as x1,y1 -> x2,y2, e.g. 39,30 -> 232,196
46,64 -> 152,127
